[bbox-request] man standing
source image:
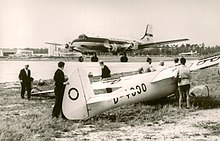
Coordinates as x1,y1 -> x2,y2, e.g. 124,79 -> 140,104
99,61 -> 112,93
18,63 -> 32,100
52,61 -> 69,119
173,57 -> 180,100
177,57 -> 191,109
99,61 -> 111,80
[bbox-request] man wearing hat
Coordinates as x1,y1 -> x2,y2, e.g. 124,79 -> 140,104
18,63 -> 33,100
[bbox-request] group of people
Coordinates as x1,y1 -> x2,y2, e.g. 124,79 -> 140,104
138,57 -> 191,109
18,61 -> 69,119
18,60 -> 112,119
18,56 -> 191,119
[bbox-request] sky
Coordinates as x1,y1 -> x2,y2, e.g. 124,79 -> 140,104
0,0 -> 220,48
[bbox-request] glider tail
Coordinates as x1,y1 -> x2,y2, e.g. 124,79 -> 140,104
141,24 -> 154,42
62,67 -> 94,120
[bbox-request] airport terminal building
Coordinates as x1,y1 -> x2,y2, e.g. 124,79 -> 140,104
0,49 -> 33,57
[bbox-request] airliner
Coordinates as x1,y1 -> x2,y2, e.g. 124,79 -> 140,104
65,24 -> 189,62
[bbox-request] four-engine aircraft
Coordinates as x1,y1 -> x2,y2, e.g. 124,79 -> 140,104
65,24 -> 189,62
62,55 -> 220,120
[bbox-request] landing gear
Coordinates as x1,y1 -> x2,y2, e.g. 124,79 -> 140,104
91,53 -> 99,62
78,56 -> 84,62
120,53 -> 128,62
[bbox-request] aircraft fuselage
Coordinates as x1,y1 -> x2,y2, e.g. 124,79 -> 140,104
88,70 -> 177,118
70,34 -> 137,53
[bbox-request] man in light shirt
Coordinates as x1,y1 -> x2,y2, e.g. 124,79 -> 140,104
177,57 -> 191,109
138,57 -> 156,74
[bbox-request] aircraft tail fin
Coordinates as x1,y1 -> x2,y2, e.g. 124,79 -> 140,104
141,24 -> 153,42
62,67 -> 94,120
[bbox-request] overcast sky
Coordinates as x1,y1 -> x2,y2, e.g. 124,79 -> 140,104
0,0 -> 220,48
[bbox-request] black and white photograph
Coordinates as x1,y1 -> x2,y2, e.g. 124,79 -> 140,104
0,0 -> 220,140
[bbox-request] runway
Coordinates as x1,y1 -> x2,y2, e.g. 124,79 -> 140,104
0,61 -> 174,83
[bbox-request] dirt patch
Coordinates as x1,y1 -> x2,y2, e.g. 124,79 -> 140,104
52,109 -> 220,141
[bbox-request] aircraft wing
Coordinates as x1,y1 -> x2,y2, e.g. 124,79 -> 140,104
87,88 -> 137,104
70,45 -> 110,53
70,46 -> 86,53
92,71 -> 157,90
138,38 -> 189,49
92,79 -> 122,90
31,89 -> 54,95
92,75 -> 137,90
45,42 -> 63,46
151,55 -> 220,83
188,55 -> 220,71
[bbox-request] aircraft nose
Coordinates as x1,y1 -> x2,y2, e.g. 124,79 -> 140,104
65,43 -> 69,49
65,43 -> 74,51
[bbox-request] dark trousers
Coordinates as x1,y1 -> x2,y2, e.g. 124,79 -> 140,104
106,88 -> 112,93
52,86 -> 66,118
21,82 -> 31,99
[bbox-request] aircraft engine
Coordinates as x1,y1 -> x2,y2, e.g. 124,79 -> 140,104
65,43 -> 74,51
129,41 -> 138,50
104,40 -> 111,49
109,43 -> 118,52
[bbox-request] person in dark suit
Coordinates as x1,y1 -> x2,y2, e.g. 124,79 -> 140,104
18,63 -> 32,100
99,61 -> 111,80
52,61 -> 69,119
99,61 -> 112,93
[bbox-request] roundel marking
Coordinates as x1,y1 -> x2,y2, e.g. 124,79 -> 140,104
68,88 -> 79,100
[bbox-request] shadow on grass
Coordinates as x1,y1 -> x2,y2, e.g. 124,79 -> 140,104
191,96 -> 220,109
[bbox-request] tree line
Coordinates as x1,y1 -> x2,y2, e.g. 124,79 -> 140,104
24,43 -> 220,56
137,43 -> 220,56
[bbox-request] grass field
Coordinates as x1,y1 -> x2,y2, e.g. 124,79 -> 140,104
0,61 -> 220,140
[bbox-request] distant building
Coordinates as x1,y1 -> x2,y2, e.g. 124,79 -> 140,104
48,45 -> 59,56
16,49 -> 33,56
0,50 -> 3,57
1,48 -> 17,56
